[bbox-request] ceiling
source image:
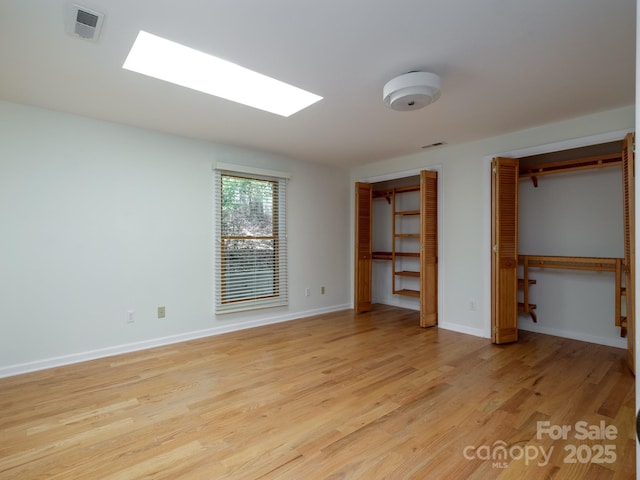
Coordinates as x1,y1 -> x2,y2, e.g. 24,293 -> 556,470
0,0 -> 635,167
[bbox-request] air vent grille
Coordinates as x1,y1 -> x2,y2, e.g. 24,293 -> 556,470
421,142 -> 447,149
67,4 -> 104,42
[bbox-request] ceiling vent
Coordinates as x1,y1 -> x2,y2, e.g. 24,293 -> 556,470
66,4 -> 104,42
421,141 -> 447,149
383,72 -> 441,111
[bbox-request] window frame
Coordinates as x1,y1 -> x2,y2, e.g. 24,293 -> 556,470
214,165 -> 289,314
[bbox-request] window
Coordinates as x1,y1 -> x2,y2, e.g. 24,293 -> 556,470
214,167 -> 288,313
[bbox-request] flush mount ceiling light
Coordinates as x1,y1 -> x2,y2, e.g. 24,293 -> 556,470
383,71 -> 441,111
123,31 -> 322,117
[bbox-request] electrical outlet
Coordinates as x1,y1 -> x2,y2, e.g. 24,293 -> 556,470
157,306 -> 166,318
321,286 -> 325,295
127,310 -> 135,323
305,287 -> 310,297
469,299 -> 477,311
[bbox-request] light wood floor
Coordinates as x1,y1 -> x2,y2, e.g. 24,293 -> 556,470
0,305 -> 635,479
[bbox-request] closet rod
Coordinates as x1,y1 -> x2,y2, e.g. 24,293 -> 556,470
519,153 -> 622,187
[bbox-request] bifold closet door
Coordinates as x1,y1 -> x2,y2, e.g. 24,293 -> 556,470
420,170 -> 438,327
491,157 -> 519,344
622,133 -> 635,374
354,182 -> 373,313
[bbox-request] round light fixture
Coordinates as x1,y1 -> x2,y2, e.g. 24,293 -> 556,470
383,71 -> 441,111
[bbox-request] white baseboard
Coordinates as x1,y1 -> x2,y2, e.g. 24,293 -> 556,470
372,295 -> 420,311
438,322 -> 626,348
0,304 -> 351,379
438,321 -> 487,338
372,299 -> 487,338
519,324 -> 627,349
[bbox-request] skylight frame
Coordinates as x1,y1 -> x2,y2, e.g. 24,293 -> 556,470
123,31 -> 322,117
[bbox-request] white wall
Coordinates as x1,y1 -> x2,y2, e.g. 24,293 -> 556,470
351,105 -> 635,340
0,101 -> 350,376
518,168 -> 625,347
1,100 -> 633,377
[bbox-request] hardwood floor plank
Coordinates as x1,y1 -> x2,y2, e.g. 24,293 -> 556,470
0,305 -> 634,479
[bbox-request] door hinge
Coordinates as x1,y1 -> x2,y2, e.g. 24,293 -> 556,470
492,165 -> 497,174
492,244 -> 498,253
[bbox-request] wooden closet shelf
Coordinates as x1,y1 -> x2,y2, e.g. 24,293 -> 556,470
518,255 -> 626,334
370,176 -> 434,320
518,302 -> 537,311
519,255 -> 620,272
373,189 -> 393,198
394,185 -> 420,193
519,153 -> 622,187
373,185 -> 420,202
394,289 -> 420,298
395,270 -> 420,277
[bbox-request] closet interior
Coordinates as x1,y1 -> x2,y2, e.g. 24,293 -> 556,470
491,134 -> 635,373
354,170 -> 437,327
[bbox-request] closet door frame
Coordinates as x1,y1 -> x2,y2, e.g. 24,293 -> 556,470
353,167 -> 441,324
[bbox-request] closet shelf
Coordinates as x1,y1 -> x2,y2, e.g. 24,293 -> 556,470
395,185 -> 420,193
372,251 -> 392,260
519,255 -> 619,272
395,270 -> 420,277
386,182 -> 424,305
394,289 -> 420,298
518,255 -> 626,335
373,189 -> 394,198
519,153 -> 622,187
395,252 -> 420,258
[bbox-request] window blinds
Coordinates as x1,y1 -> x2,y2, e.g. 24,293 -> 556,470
214,168 -> 288,313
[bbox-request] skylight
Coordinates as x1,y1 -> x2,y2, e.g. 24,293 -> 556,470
123,31 -> 322,117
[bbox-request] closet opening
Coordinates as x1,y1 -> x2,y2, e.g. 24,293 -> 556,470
491,134 -> 634,373
355,170 -> 438,327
